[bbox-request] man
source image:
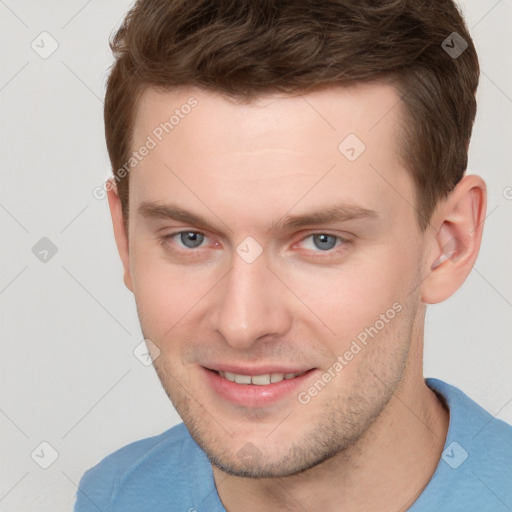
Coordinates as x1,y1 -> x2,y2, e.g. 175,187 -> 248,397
75,0 -> 512,511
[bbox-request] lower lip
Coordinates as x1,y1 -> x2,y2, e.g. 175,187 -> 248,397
201,367 -> 317,407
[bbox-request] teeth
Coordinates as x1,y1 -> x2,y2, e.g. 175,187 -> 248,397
218,370 -> 302,385
234,374 -> 252,384
224,371 -> 235,382
251,374 -> 271,385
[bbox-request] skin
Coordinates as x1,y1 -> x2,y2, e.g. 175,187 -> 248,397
108,83 -> 486,511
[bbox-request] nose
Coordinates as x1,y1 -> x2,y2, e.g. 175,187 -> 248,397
212,252 -> 292,350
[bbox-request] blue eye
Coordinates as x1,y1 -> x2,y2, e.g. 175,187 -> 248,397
301,234 -> 343,252
312,234 -> 337,250
162,231 -> 346,258
177,231 -> 205,249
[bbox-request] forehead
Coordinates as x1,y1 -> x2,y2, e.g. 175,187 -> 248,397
129,83 -> 414,232
133,82 -> 404,153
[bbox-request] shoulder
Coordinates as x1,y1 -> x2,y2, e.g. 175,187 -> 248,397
74,422 -> 195,511
420,378 -> 512,510
427,377 -> 512,446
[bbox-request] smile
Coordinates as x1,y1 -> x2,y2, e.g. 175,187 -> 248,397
202,366 -> 319,407
217,370 -> 306,385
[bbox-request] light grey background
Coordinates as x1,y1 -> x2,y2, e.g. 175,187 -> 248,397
0,1 -> 511,510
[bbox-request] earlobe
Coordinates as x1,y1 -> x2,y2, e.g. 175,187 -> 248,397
106,181 -> 134,292
421,175 -> 487,304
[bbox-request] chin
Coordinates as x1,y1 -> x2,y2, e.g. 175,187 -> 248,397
189,419 -> 359,479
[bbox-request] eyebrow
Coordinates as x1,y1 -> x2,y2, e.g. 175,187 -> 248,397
138,201 -> 379,233
269,204 -> 379,233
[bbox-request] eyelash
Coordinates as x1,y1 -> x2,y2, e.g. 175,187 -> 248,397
159,230 -> 350,259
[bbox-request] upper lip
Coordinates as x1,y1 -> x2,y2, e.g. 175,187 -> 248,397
202,364 -> 315,375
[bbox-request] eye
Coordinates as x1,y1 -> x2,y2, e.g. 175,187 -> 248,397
168,231 -> 207,249
298,233 -> 346,252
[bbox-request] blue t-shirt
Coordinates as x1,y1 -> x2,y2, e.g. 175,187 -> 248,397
74,378 -> 512,511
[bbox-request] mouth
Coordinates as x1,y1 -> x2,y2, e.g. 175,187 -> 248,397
216,370 -> 306,385
201,366 -> 318,407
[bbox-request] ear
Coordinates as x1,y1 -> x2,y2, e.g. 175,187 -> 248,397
107,180 -> 133,292
421,174 -> 487,304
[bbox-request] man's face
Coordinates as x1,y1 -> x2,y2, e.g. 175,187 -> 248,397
122,84 -> 429,477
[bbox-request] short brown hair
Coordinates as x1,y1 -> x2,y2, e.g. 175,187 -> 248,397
104,0 -> 479,230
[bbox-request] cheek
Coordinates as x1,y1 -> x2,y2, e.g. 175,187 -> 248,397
283,248 -> 415,335
129,242 -> 226,348
277,249 -> 420,375
130,247 -> 195,334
